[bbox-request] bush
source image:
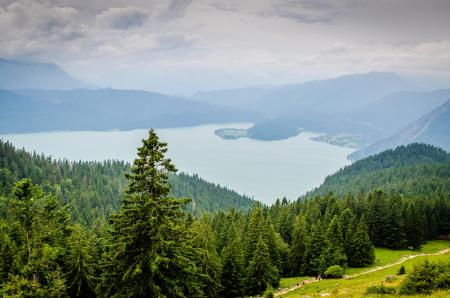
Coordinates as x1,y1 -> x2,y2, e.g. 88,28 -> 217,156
365,284 -> 396,295
399,260 -> 450,295
324,265 -> 344,278
263,286 -> 274,298
397,265 -> 406,275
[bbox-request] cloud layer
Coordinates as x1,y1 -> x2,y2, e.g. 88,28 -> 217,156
1,0 -> 449,94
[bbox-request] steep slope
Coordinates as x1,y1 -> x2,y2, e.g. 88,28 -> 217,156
307,143 -> 450,197
348,89 -> 450,134
349,100 -> 450,161
0,88 -> 261,133
0,140 -> 256,224
0,58 -> 91,90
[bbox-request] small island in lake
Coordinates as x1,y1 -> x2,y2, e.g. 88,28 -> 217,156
311,133 -> 366,149
215,128 -> 249,140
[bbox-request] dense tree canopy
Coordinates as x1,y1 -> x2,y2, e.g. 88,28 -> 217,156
0,137 -> 449,297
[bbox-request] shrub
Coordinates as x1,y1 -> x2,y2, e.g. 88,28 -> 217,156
263,286 -> 274,298
324,265 -> 344,278
399,260 -> 450,295
397,265 -> 406,275
365,284 -> 396,295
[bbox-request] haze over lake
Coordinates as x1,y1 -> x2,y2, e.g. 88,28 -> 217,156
0,123 -> 353,203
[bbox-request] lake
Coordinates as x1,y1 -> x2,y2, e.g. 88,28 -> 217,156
0,123 -> 354,204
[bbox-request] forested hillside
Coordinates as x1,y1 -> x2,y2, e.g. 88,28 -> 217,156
0,140 -> 255,225
308,143 -> 450,197
1,131 -> 448,297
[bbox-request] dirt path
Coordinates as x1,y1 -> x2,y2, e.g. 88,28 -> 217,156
274,248 -> 450,297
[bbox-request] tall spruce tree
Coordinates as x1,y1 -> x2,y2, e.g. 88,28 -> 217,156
348,215 -> 374,267
189,214 -> 222,297
220,223 -> 245,298
326,215 -> 347,267
66,224 -> 97,297
99,129 -> 202,297
289,214 -> 308,276
2,179 -> 70,297
384,196 -> 407,249
304,220 -> 328,275
339,208 -> 356,257
366,189 -> 388,246
404,203 -> 424,249
245,235 -> 278,296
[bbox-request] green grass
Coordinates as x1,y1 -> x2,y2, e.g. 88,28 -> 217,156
282,253 -> 450,297
278,240 -> 450,297
279,276 -> 310,289
345,240 -> 450,275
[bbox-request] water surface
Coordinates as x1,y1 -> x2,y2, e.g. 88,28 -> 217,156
0,123 -> 354,204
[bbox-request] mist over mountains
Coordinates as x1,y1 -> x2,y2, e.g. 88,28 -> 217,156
0,59 -> 92,90
349,100 -> 450,160
0,58 -> 449,157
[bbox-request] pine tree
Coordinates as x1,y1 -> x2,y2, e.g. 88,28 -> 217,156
220,223 -> 245,298
404,203 -> 423,249
289,214 -> 308,276
366,189 -> 388,246
349,215 -> 374,267
383,196 -> 407,249
189,214 -> 222,297
304,220 -> 327,275
339,208 -> 356,257
244,205 -> 267,264
99,129 -> 202,297
0,220 -> 15,283
326,215 -> 347,267
246,235 -> 278,296
66,224 -> 97,297
4,179 -> 70,297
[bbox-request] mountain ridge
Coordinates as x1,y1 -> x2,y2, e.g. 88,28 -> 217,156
0,58 -> 92,90
349,100 -> 450,161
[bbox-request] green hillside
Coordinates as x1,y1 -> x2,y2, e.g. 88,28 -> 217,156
0,140 -> 255,225
308,143 -> 450,197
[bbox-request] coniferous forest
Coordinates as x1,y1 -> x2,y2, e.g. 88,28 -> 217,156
0,131 -> 449,297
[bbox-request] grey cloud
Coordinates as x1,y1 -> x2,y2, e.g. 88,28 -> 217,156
210,2 -> 240,12
265,0 -> 358,24
96,7 -> 150,30
268,10 -> 337,24
158,0 -> 193,20
155,33 -> 196,51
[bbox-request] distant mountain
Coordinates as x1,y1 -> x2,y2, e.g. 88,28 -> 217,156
191,85 -> 275,110
193,72 -> 415,117
192,72 -> 416,141
256,72 -> 416,116
0,58 -> 91,90
349,100 -> 450,161
348,89 -> 450,134
307,143 -> 450,197
0,89 -> 261,133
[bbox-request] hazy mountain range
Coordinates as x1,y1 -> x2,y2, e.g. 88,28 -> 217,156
0,59 -> 92,90
349,100 -> 450,160
0,58 -> 449,156
0,88 -> 260,133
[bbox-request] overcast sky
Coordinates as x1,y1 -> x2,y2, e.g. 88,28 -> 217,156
1,0 -> 449,94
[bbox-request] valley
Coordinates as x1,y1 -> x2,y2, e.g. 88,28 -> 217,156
0,124 -> 354,203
